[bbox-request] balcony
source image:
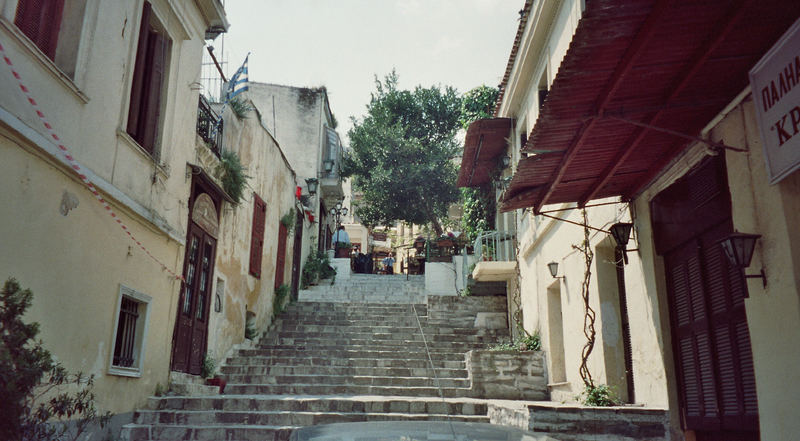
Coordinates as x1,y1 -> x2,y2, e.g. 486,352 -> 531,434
319,127 -> 344,205
196,95 -> 223,157
472,230 -> 516,282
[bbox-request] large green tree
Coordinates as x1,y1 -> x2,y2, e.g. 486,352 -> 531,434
343,71 -> 462,235
459,85 -> 499,240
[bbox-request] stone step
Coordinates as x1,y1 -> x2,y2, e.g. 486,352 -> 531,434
297,294 -> 428,304
223,356 -> 465,370
146,395 -> 489,416
275,315 -> 427,325
261,337 -> 495,347
270,324 -> 504,335
236,348 -> 467,361
258,343 -> 492,354
121,423 -> 295,441
133,409 -> 487,426
220,374 -> 470,388
224,383 -> 474,397
269,330 -> 506,341
286,302 -> 426,310
219,364 -> 468,378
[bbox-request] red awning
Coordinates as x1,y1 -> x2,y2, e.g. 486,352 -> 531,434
457,118 -> 512,187
502,0 -> 800,212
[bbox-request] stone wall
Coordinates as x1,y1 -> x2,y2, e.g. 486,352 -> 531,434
466,350 -> 548,400
427,295 -> 507,327
488,402 -> 668,441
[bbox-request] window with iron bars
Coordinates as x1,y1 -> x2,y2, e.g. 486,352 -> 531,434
109,286 -> 151,377
113,297 -> 140,368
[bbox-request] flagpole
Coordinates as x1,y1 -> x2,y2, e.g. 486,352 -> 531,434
211,53 -> 250,150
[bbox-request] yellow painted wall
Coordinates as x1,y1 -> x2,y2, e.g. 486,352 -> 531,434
0,129 -> 183,413
0,0 -> 227,415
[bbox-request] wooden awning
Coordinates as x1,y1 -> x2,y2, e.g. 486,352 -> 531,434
502,0 -> 800,212
457,118 -> 512,188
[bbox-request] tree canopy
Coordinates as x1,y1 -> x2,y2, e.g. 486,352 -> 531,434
459,85 -> 500,241
458,85 -> 499,129
343,71 -> 462,235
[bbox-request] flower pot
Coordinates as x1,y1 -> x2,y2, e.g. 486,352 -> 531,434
335,247 -> 352,258
436,239 -> 454,248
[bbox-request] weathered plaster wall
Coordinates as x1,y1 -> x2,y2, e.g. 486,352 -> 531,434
206,104 -> 297,366
0,0 -> 224,415
0,130 -> 183,414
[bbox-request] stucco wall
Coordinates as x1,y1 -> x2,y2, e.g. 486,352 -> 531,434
205,104 -> 297,367
516,201 -> 668,407
0,0 -> 224,415
0,133 -> 183,414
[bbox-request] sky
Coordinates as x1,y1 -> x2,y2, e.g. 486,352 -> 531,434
218,0 -> 523,144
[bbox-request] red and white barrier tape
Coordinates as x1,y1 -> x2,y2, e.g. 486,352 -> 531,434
0,42 -> 183,280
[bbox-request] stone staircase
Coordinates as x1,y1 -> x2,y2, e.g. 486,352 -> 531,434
298,274 -> 427,304
122,275 -> 512,441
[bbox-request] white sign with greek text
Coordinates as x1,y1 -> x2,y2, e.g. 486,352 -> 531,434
750,18 -> 800,184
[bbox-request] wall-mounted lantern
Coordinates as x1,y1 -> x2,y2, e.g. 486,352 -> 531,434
305,178 -> 318,195
610,222 -> 634,264
718,232 -> 766,289
547,261 -> 564,280
323,159 -> 335,173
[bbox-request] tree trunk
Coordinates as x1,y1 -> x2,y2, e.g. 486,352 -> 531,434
420,195 -> 443,236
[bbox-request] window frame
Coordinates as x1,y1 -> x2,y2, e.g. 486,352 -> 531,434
125,0 -> 172,158
249,192 -> 267,278
108,285 -> 152,378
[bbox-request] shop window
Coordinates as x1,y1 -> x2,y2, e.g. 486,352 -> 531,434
249,193 -> 266,278
126,1 -> 171,156
14,0 -> 87,77
109,285 -> 151,377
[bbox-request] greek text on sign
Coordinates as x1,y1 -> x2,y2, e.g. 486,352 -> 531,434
750,18 -> 800,184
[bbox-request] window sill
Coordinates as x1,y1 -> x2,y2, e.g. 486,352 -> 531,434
116,128 -> 170,179
0,17 -> 89,104
108,366 -> 142,378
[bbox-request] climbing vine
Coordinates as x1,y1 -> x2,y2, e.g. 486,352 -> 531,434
572,208 -> 596,388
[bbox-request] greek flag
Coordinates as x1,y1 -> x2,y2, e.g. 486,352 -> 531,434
226,54 -> 249,101
211,54 -> 249,139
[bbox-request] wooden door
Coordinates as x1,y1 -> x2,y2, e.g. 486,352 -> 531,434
172,224 -> 216,374
652,157 -> 758,440
290,212 -> 303,299
172,181 -> 220,375
274,223 -> 288,289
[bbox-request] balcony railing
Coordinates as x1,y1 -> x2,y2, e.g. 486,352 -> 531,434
197,94 -> 223,156
474,230 -> 516,262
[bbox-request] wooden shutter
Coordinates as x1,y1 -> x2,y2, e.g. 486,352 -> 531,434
126,1 -> 151,139
139,31 -> 167,154
274,223 -> 288,289
666,240 -> 721,430
14,0 -> 65,60
655,156 -> 759,435
249,194 -> 266,277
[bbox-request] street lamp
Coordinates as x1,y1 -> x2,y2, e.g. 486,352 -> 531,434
329,201 -> 349,230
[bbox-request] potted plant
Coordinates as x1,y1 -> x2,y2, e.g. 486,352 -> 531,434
201,355 -> 226,393
436,233 -> 456,248
335,241 -> 352,258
